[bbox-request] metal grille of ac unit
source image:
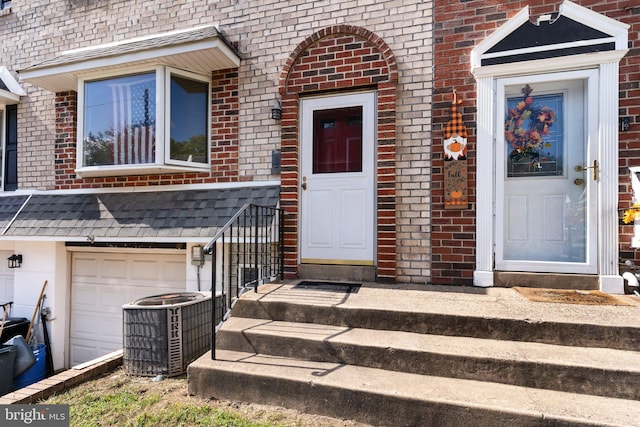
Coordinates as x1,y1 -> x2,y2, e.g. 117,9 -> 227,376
123,292 -> 211,377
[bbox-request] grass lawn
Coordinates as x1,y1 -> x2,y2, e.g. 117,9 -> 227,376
38,367 -> 366,427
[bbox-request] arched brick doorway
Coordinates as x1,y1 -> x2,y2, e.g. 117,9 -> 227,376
278,25 -> 398,281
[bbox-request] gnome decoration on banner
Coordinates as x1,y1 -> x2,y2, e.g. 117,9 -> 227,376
443,89 -> 469,209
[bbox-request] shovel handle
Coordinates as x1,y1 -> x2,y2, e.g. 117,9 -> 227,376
26,280 -> 48,343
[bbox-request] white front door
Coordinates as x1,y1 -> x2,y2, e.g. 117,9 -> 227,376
300,92 -> 376,265
496,71 -> 598,273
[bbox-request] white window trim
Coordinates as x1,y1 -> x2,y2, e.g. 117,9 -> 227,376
163,67 -> 212,168
75,65 -> 211,178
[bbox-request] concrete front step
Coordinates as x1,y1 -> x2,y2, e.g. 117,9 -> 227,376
232,297 -> 639,351
189,284 -> 640,425
188,349 -> 640,427
216,317 -> 640,400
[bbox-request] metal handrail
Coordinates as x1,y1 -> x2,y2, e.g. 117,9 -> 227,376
205,203 -> 284,359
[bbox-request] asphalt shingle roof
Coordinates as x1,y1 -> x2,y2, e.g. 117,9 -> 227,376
1,186 -> 279,239
0,195 -> 29,232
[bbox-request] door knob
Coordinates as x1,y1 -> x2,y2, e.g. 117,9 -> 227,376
301,176 -> 307,191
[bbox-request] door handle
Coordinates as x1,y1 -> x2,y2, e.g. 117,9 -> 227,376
574,160 -> 598,181
301,176 -> 307,191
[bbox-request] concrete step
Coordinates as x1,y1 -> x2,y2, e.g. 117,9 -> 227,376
216,317 -> 640,400
189,283 -> 640,426
232,294 -> 639,351
188,349 -> 640,427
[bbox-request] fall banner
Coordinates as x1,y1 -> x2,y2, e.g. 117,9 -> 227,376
443,90 -> 468,209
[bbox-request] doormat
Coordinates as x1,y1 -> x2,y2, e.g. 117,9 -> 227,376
293,281 -> 361,294
514,287 -> 632,306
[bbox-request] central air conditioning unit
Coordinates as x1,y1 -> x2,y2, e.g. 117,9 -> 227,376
123,292 -> 211,377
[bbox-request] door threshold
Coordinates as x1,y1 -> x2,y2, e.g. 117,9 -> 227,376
298,264 -> 376,282
494,272 -> 599,290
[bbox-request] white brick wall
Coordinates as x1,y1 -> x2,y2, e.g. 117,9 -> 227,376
2,0 -> 434,282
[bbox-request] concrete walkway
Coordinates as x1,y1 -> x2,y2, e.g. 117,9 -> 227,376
244,281 -> 640,328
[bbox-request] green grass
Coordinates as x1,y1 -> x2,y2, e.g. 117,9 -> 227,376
40,375 -> 290,427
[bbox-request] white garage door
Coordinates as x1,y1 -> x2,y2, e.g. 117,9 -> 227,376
70,251 -> 186,366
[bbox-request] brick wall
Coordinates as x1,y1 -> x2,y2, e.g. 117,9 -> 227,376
278,25 -> 398,280
433,0 -> 640,284
4,0 -> 434,283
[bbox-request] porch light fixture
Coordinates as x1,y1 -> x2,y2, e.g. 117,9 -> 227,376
7,254 -> 22,269
271,99 -> 282,121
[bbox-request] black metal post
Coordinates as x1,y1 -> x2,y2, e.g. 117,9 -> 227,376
211,244 -> 217,360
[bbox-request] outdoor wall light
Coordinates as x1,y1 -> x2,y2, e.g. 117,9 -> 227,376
7,254 -> 22,269
271,99 -> 282,121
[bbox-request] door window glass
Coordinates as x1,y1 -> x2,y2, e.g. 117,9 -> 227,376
313,106 -> 362,174
505,88 -> 563,178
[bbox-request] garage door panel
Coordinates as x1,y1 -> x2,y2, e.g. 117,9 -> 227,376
72,256 -> 101,278
71,286 -> 97,306
70,251 -> 186,366
130,260 -> 162,281
102,259 -> 128,279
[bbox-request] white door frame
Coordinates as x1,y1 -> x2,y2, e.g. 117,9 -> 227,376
299,91 -> 376,265
473,59 -> 624,292
471,2 -> 628,293
495,70 -> 598,274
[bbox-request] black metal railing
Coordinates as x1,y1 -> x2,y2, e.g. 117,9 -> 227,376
203,203 -> 284,359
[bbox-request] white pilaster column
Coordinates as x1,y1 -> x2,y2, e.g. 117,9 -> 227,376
474,76 -> 495,287
598,61 -> 624,293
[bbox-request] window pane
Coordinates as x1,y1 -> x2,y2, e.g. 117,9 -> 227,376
506,93 -> 563,178
169,75 -> 208,164
83,73 -> 156,166
313,106 -> 363,174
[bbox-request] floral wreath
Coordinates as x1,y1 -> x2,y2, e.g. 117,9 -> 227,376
505,84 -> 556,162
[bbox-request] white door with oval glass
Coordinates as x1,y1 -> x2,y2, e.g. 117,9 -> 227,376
496,71 -> 598,273
300,92 -> 375,265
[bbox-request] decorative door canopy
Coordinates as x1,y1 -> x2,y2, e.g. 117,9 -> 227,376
471,0 -> 629,77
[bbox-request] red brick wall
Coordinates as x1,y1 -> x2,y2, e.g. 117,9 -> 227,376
54,91 -> 78,188
53,69 -> 240,189
433,0 -> 640,284
278,25 -> 398,281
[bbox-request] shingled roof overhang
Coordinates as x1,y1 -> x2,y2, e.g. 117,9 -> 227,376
0,184 -> 279,242
19,25 -> 241,92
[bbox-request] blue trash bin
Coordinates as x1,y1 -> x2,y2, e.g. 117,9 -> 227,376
13,344 -> 46,389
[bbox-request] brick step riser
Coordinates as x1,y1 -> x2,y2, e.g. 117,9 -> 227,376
188,363 -> 601,427
216,328 -> 639,401
233,299 -> 638,351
